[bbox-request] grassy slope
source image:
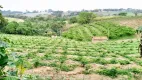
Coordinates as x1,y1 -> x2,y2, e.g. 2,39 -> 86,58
1,34 -> 142,79
5,17 -> 24,22
95,16 -> 142,29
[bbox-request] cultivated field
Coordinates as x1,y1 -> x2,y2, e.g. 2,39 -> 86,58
1,34 -> 142,80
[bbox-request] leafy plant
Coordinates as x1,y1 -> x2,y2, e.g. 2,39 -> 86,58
0,39 -> 9,77
83,64 -> 93,74
97,68 -> 118,78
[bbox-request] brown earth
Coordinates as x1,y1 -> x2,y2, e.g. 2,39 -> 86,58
117,18 -> 142,29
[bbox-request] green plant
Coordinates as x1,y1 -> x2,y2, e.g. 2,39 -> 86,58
32,59 -> 46,68
119,60 -> 130,65
76,56 -> 89,67
97,68 -> 118,78
37,49 -> 45,53
59,55 -> 67,64
44,53 -> 54,60
60,64 -> 71,72
15,58 -> 27,79
0,39 -> 9,77
83,64 -> 93,74
110,58 -> 118,64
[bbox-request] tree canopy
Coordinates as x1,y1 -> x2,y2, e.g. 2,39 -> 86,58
78,12 -> 96,24
0,5 -> 7,29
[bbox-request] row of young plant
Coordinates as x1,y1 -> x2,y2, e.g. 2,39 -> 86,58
62,22 -> 135,41
95,22 -> 135,39
1,34 -> 141,79
0,37 -> 42,80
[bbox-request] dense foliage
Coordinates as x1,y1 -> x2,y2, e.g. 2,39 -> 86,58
77,12 -> 96,24
96,22 -> 135,39
1,16 -> 66,36
0,38 -> 8,77
62,22 -> 135,41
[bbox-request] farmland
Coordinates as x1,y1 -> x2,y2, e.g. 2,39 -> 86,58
1,33 -> 142,80
1,6 -> 142,80
62,22 -> 135,41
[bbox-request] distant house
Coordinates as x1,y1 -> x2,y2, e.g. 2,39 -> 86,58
92,36 -> 108,43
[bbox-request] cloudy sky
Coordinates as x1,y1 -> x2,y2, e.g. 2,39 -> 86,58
1,0 -> 142,11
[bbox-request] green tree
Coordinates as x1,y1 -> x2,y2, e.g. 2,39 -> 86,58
3,21 -> 19,34
118,12 -> 127,16
50,21 -> 65,36
78,12 -> 96,24
0,5 -> 7,29
69,17 -> 77,23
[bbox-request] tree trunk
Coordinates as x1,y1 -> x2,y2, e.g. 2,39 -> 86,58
140,34 -> 142,57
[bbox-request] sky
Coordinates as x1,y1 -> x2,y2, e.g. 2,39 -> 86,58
1,0 -> 142,11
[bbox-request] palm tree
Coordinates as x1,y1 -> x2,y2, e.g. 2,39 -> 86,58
136,26 -> 142,57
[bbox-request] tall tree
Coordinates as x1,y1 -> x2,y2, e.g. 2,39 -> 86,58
50,21 -> 65,36
78,12 -> 96,24
0,5 -> 7,29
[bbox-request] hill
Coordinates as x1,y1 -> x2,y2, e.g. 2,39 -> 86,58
95,16 -> 142,29
62,22 -> 135,41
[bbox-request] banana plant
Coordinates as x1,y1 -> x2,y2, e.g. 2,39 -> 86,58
0,39 -> 8,77
0,38 -> 18,80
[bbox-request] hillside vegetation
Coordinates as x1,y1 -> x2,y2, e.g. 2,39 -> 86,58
62,22 -> 135,41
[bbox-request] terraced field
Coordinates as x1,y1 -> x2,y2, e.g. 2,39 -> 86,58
62,22 -> 135,41
1,34 -> 142,80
